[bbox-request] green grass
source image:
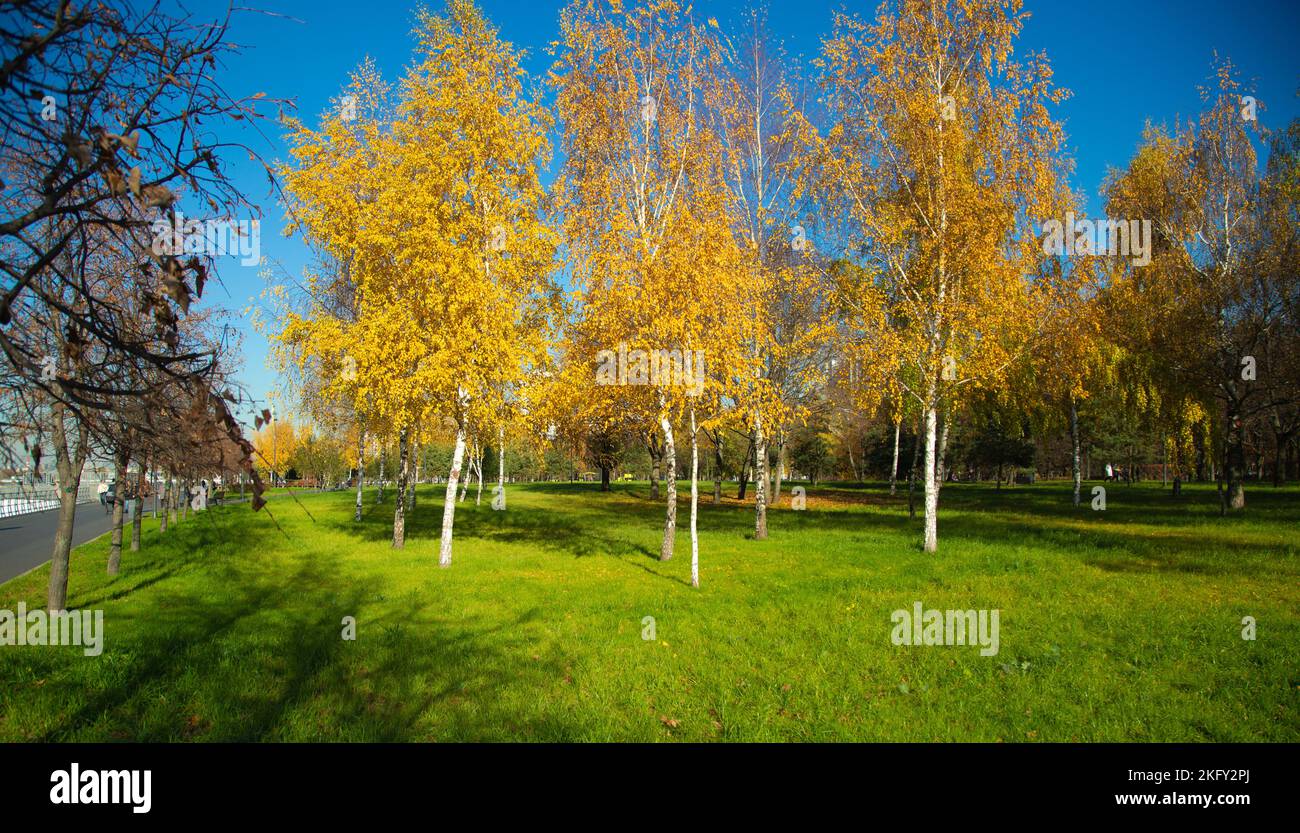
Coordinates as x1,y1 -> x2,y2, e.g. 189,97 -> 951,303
1,478 -> 1296,741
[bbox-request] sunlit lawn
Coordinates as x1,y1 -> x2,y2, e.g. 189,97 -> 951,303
1,478 -> 1296,741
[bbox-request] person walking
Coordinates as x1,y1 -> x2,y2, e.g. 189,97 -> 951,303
122,478 -> 135,520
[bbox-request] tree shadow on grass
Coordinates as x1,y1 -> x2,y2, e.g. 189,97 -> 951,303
31,569 -> 577,741
74,562 -> 187,608
607,552 -> 694,587
773,487 -> 1295,575
6,507 -> 582,742
929,511 -> 1290,575
823,480 -> 1300,529
327,491 -> 667,566
330,478 -> 1294,580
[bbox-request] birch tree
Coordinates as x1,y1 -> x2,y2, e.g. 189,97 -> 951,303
706,7 -> 816,540
817,0 -> 1074,552
552,0 -> 738,561
277,0 -> 555,564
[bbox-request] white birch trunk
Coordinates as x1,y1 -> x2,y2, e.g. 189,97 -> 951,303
660,413 -> 676,561
754,411 -> 768,540
923,404 -> 939,553
935,409 -> 950,494
1070,398 -> 1082,507
773,435 -> 786,503
889,420 -> 901,496
393,428 -> 409,548
475,446 -> 484,506
459,439 -> 473,502
690,407 -> 700,588
439,426 -> 467,568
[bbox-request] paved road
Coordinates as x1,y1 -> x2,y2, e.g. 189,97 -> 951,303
0,497 -> 161,586
0,489 -> 309,587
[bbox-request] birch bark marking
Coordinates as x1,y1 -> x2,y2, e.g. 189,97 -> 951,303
889,419 -> 901,496
660,412 -> 677,561
1070,397 -> 1082,507
923,402 -> 939,554
439,426 -> 468,568
475,445 -> 484,506
754,411 -> 768,540
392,428 -> 409,548
690,406 -> 700,587
497,425 -> 505,501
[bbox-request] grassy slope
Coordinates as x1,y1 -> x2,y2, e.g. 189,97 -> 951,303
0,479 -> 1296,741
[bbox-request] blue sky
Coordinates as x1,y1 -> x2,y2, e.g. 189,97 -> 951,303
192,0 -> 1300,414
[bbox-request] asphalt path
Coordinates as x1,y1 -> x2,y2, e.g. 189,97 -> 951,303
0,496 -> 162,586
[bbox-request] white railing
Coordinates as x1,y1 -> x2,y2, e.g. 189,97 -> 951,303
0,485 -> 99,519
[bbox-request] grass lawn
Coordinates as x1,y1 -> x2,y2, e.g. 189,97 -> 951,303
1,479 -> 1296,741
